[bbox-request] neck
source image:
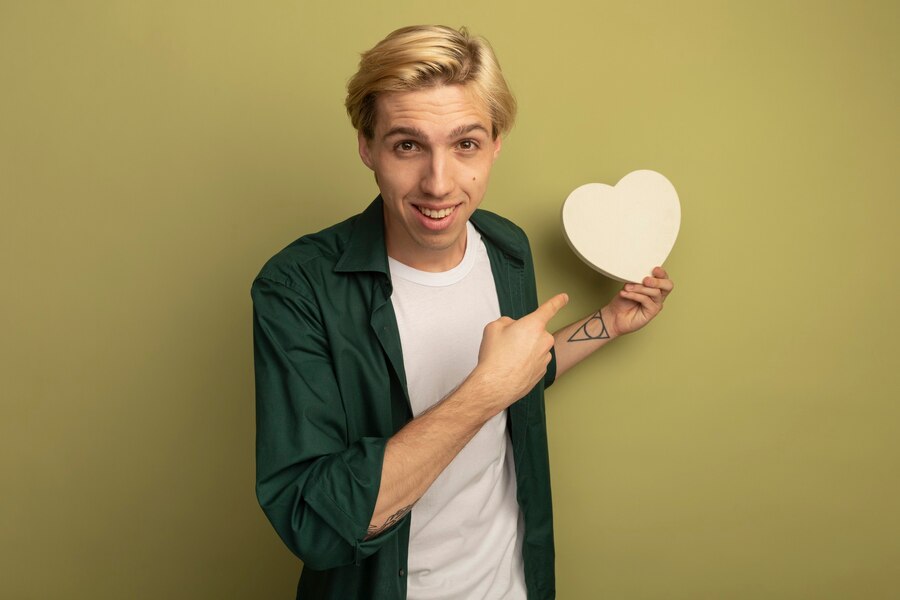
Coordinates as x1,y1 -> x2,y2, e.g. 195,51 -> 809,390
386,231 -> 468,273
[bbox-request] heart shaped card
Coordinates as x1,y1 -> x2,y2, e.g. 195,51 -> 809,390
561,170 -> 681,283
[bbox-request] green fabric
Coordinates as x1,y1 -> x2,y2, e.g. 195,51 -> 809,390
252,196 -> 557,599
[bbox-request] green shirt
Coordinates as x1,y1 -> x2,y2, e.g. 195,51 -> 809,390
252,196 -> 557,599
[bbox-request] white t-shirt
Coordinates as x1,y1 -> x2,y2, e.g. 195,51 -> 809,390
388,222 -> 527,600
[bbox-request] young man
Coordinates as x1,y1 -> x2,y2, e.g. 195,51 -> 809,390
252,25 -> 673,600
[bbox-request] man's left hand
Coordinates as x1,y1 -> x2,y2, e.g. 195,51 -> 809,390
603,266 -> 674,338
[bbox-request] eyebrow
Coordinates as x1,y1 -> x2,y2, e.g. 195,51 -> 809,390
449,123 -> 490,138
382,123 -> 490,141
382,126 -> 426,140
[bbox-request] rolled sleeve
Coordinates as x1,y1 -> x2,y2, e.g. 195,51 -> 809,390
252,277 -> 395,570
544,345 -> 557,389
519,232 -> 557,390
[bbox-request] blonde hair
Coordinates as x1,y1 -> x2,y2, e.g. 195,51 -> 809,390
345,25 -> 516,140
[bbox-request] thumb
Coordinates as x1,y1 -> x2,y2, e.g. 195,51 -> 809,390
527,293 -> 569,325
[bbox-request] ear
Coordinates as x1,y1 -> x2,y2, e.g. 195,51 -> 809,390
491,134 -> 503,161
358,130 -> 374,170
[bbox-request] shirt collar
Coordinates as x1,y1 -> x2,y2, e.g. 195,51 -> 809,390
334,196 -> 390,274
334,195 -> 526,274
471,208 -> 527,264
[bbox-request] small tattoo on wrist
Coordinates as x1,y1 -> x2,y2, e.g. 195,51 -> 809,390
567,311 -> 609,342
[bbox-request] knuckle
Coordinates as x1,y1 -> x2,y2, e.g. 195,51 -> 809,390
488,317 -> 509,329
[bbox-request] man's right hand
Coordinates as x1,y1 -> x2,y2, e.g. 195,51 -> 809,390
471,293 -> 569,413
367,293 -> 568,539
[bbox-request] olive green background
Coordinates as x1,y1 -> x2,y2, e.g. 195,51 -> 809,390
2,1 -> 898,598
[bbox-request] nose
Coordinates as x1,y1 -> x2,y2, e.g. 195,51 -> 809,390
420,150 -> 454,199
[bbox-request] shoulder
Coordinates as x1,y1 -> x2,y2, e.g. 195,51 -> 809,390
253,212 -> 359,293
471,207 -> 526,237
471,208 -> 532,257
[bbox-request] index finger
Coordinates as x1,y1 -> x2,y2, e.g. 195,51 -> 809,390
526,293 -> 569,325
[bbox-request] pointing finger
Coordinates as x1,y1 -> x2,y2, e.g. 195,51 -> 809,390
527,293 -> 569,325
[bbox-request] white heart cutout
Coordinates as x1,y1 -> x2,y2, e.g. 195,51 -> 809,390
561,170 -> 681,283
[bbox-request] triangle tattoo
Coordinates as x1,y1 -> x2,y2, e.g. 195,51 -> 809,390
567,311 -> 610,342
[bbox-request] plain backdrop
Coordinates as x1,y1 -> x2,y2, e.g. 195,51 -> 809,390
2,1 -> 898,598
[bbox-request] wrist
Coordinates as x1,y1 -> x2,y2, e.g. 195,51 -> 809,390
457,367 -> 510,421
600,305 -> 621,340
459,364 -> 519,423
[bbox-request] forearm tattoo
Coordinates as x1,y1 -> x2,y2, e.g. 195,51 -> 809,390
567,310 -> 610,342
366,503 -> 415,539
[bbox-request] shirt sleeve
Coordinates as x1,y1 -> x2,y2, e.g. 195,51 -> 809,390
544,346 -> 557,389
519,229 -> 558,390
251,276 -> 400,570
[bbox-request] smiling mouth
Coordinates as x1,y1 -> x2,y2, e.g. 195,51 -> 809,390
415,205 -> 457,219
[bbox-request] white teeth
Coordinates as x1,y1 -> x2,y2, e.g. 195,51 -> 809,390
417,205 -> 455,219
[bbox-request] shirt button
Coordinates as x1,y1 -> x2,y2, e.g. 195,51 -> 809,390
398,568 -> 405,577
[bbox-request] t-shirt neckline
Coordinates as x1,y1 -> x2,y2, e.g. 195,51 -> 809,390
388,221 -> 480,287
